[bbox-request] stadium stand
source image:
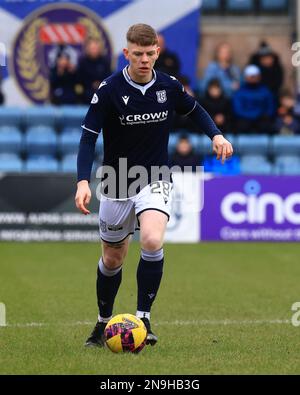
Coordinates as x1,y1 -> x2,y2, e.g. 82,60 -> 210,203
240,154 -> 273,175
0,107 -> 299,175
236,135 -> 270,155
25,126 -> 57,156
0,126 -> 23,154
59,106 -> 89,128
227,0 -> 254,12
271,135 -> 300,156
202,0 -> 221,11
24,106 -> 57,128
274,155 -> 300,175
202,0 -> 289,14
203,154 -> 241,175
61,154 -> 78,173
58,127 -> 82,155
25,155 -> 59,173
168,133 -> 180,154
260,0 -> 287,11
0,107 -> 22,127
0,153 -> 23,172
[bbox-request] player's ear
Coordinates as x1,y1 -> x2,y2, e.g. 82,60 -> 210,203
156,46 -> 161,58
123,47 -> 129,60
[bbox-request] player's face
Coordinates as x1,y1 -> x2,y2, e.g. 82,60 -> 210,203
123,43 -> 160,82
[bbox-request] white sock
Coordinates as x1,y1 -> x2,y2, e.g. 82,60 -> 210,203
98,314 -> 112,324
136,311 -> 150,321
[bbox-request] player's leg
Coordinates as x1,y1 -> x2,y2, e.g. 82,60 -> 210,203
85,238 -> 130,348
85,197 -> 135,347
137,210 -> 168,345
96,239 -> 130,324
133,181 -> 172,345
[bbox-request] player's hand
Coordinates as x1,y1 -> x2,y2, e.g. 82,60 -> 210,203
75,180 -> 91,215
212,135 -> 233,165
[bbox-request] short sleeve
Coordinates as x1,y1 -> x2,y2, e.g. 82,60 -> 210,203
173,78 -> 196,116
81,81 -> 110,134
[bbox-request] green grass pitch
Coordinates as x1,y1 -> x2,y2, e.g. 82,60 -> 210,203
1,241 -> 300,375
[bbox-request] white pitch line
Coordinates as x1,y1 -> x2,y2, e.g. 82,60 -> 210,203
2,319 -> 291,328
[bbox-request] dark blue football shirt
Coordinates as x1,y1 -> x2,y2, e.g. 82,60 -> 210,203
78,66 -> 222,196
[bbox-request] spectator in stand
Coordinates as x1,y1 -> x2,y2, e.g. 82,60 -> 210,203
170,135 -> 200,171
275,109 -> 300,135
200,78 -> 232,133
278,92 -> 295,117
49,51 -> 79,105
199,42 -> 241,98
232,65 -> 275,134
77,37 -> 112,104
249,41 -> 284,103
155,34 -> 181,77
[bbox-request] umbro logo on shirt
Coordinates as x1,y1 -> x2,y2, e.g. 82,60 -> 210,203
122,96 -> 130,105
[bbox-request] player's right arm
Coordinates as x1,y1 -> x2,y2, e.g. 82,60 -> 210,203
75,82 -> 110,215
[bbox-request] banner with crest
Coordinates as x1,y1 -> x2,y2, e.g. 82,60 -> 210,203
0,0 -> 201,106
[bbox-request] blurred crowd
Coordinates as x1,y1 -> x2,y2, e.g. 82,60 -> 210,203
0,34 -> 298,171
48,37 -> 112,105
197,41 -> 297,137
35,35 -> 298,139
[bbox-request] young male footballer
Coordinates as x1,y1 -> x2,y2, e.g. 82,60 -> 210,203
76,24 -> 233,347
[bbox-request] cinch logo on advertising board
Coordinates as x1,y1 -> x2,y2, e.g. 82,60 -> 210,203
201,176 -> 300,242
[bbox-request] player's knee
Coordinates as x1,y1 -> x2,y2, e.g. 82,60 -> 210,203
103,248 -> 126,269
103,251 -> 124,269
141,234 -> 162,252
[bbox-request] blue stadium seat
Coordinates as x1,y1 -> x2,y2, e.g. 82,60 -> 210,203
0,127 -> 23,154
240,155 -> 273,174
227,0 -> 254,11
271,136 -> 300,156
168,133 -> 181,154
0,107 -> 23,127
25,155 -> 59,173
260,0 -> 287,10
198,135 -> 212,155
24,106 -> 58,128
25,126 -> 57,155
0,153 -> 23,172
203,155 -> 241,175
274,155 -> 300,175
236,134 -> 270,155
168,132 -> 202,155
58,127 -> 82,155
202,0 -> 221,10
185,133 -> 202,154
59,106 -> 89,128
61,154 -> 77,173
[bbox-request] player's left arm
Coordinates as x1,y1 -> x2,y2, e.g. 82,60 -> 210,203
174,80 -> 233,163
189,102 -> 233,164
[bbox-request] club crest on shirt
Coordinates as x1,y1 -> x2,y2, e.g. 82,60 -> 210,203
156,90 -> 167,103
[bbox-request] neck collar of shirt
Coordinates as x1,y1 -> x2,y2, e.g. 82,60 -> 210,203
123,66 -> 156,95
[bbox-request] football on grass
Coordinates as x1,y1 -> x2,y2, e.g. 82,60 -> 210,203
104,313 -> 147,353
